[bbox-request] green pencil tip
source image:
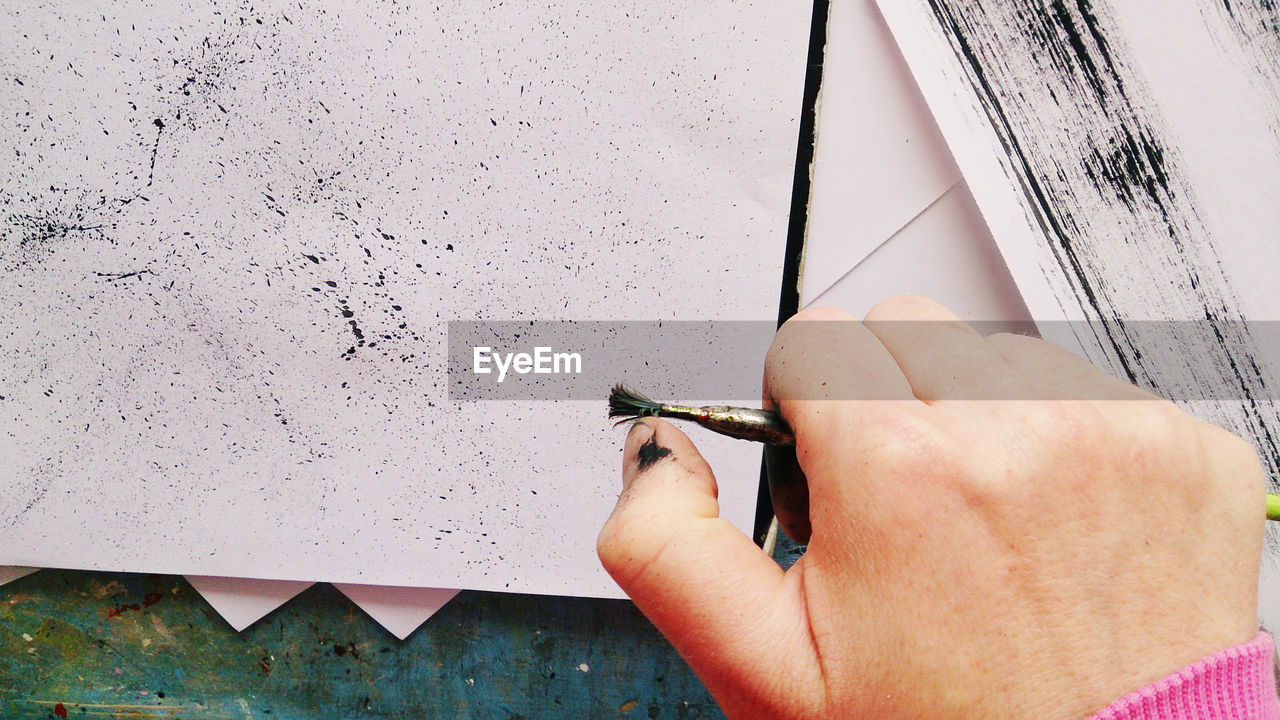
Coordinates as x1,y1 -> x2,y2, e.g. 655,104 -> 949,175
1268,493 -> 1280,523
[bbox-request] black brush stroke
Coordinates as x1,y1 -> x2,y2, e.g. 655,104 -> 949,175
921,0 -> 1280,483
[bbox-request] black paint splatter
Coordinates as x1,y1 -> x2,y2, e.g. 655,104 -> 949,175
3,205 -> 108,271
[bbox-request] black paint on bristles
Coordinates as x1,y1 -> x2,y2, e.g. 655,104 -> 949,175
607,384 -> 664,424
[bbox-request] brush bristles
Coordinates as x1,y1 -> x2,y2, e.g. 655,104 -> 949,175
608,384 -> 664,422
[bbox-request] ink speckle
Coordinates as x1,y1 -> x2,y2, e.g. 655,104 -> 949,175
0,0 -> 805,600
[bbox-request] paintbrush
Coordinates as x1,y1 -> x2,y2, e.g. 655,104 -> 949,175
608,384 -> 794,446
608,384 -> 1280,522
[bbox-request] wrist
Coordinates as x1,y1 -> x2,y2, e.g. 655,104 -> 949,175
1086,632 -> 1280,720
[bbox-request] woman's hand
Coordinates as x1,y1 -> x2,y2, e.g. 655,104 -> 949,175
597,296 -> 1264,720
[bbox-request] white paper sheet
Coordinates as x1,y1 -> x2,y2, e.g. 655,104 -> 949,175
334,584 -> 461,640
186,576 -> 312,631
0,1 -> 811,598
801,0 -> 961,303
1,0 -> 972,625
809,183 -> 1029,325
875,0 -> 1280,628
0,566 -> 36,588
163,0 -> 966,633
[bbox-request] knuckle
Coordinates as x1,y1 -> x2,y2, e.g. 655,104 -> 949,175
1186,423 -> 1267,538
1115,400 -> 1188,458
991,402 -> 1101,497
863,293 -> 938,322
1207,422 -> 1260,463
763,331 -> 791,379
788,305 -> 854,324
596,510 -> 646,575
943,403 -> 1105,520
595,515 -> 626,569
985,331 -> 1040,357
1035,401 -> 1104,449
1202,423 -> 1265,494
596,511 -> 675,589
768,307 -> 851,366
856,410 -> 948,474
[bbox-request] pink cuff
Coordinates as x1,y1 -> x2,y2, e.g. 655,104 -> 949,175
1088,632 -> 1280,720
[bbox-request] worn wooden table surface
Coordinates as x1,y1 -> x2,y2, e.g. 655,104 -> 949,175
0,569 -> 728,720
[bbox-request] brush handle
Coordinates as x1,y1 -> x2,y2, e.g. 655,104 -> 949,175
623,390 -> 1280,522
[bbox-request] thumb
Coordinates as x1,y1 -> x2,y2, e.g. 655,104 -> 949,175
597,418 -> 822,718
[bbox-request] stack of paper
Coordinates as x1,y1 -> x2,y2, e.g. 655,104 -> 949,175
0,0 -> 811,635
5,0 -> 1276,637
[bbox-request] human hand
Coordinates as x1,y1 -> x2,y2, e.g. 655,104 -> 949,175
597,296 -> 1265,720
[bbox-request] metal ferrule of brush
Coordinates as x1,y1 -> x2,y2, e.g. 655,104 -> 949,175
659,404 -> 794,446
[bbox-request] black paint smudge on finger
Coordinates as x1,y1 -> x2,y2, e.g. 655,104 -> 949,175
636,433 -> 672,472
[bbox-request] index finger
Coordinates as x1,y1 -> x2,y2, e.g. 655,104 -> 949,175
763,307 -> 922,513
763,306 -> 918,436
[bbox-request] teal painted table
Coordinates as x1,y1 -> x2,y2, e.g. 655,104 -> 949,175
0,533 -> 806,718
0,570 -> 724,720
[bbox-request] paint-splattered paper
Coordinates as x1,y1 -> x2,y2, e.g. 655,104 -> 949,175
0,1 -> 811,597
875,0 -> 1280,626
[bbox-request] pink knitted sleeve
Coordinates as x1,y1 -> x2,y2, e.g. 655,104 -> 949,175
1088,632 -> 1280,720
